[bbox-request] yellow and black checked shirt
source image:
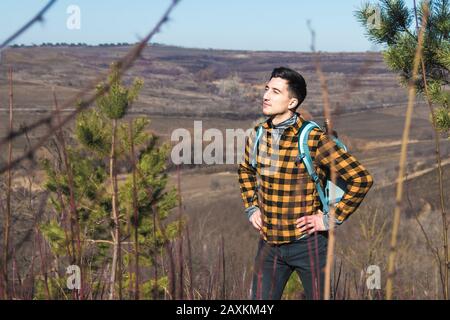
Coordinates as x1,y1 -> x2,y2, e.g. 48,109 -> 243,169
238,113 -> 374,244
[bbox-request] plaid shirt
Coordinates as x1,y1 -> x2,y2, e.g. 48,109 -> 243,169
238,113 -> 374,244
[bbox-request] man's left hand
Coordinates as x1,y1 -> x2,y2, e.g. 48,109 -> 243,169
295,209 -> 326,234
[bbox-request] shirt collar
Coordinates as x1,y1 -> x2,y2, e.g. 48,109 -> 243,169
262,112 -> 305,135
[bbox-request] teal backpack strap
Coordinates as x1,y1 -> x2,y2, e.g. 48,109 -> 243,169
251,125 -> 264,169
298,121 -> 330,213
333,137 -> 347,152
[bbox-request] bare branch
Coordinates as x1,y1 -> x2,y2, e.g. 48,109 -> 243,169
0,0 -> 58,53
0,0 -> 181,175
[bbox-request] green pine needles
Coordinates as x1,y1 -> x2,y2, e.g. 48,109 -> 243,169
39,63 -> 180,299
356,0 -> 449,136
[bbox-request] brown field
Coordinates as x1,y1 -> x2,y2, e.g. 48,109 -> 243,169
0,44 -> 449,299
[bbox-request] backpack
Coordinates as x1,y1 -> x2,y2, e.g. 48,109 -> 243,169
250,120 -> 347,214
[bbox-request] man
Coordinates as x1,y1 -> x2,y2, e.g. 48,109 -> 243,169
237,67 -> 373,300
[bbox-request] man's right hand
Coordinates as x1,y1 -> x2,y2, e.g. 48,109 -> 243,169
249,208 -> 263,231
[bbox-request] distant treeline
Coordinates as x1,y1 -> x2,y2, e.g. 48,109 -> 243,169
9,42 -> 170,48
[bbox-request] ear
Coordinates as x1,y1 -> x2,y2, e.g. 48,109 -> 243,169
288,98 -> 299,110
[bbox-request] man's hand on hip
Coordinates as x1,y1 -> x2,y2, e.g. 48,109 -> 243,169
296,209 -> 326,234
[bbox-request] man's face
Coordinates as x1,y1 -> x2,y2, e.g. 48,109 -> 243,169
262,77 -> 297,116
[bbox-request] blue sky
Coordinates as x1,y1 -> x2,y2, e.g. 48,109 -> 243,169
0,0 -> 381,52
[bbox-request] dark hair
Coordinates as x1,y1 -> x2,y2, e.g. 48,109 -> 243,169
270,67 -> 307,108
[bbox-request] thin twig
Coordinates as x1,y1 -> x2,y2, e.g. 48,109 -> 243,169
2,67 -> 14,299
53,90 -> 84,299
413,0 -> 449,300
0,0 -> 57,53
385,3 -> 429,300
128,119 -> 140,300
185,224 -> 194,300
177,165 -> 184,299
0,0 -> 181,175
307,20 -> 337,300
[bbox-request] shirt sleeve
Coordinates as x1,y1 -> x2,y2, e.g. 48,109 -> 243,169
322,212 -> 342,230
238,131 -> 259,211
245,205 -> 259,220
315,133 -> 374,224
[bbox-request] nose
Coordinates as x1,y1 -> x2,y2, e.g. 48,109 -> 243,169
263,90 -> 270,101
